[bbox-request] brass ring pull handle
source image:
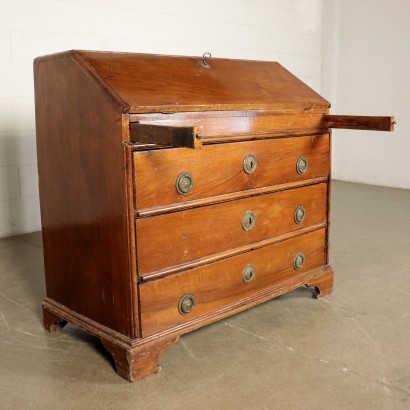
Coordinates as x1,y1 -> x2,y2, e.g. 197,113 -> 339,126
243,154 -> 257,175
294,206 -> 306,224
242,264 -> 256,283
296,156 -> 308,175
178,294 -> 195,315
293,253 -> 305,270
176,172 -> 193,195
242,210 -> 256,231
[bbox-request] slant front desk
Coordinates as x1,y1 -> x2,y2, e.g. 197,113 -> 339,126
34,51 -> 394,381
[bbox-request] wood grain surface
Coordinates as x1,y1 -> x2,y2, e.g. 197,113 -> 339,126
136,183 -> 327,275
133,134 -> 330,210
78,51 -> 330,113
136,177 -> 328,217
139,229 -> 326,336
34,51 -> 137,337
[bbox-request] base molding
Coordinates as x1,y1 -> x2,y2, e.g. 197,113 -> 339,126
42,264 -> 334,381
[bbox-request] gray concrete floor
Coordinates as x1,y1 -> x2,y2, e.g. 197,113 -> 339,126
1,180 -> 410,409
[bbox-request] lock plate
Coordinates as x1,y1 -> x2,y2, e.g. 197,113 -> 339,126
242,264 -> 256,283
241,210 -> 256,231
243,154 -> 257,175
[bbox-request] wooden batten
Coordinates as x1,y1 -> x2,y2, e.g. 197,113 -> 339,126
323,115 -> 395,131
129,123 -> 204,148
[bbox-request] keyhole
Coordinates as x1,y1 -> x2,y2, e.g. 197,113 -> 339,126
242,264 -> 256,283
243,154 -> 257,175
242,210 -> 256,231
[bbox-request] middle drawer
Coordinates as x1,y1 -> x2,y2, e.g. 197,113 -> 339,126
136,183 -> 327,276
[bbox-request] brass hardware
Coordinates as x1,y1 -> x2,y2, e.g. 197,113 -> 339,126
242,210 -> 256,231
243,154 -> 257,175
296,156 -> 308,175
293,253 -> 305,270
198,52 -> 211,69
178,294 -> 195,315
294,206 -> 306,224
242,264 -> 256,283
176,172 -> 193,195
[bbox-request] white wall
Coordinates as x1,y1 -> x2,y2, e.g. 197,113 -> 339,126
323,0 -> 410,189
0,0 -> 324,237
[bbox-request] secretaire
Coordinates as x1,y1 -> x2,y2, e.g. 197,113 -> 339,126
34,50 -> 394,381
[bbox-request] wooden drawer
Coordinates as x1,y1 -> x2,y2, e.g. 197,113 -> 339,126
139,228 -> 326,337
136,183 -> 327,275
133,134 -> 329,210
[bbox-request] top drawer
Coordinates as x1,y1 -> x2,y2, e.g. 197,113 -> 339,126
133,134 -> 329,210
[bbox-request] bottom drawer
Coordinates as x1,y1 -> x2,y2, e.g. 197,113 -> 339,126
139,229 -> 326,337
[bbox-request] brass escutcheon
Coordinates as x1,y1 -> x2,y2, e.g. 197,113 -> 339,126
242,264 -> 256,283
294,205 -> 306,224
296,156 -> 308,175
293,253 -> 305,270
243,154 -> 257,175
176,172 -> 193,195
178,294 -> 195,315
242,210 -> 256,231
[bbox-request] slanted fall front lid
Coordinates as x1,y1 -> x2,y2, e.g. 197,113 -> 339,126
77,50 -> 329,113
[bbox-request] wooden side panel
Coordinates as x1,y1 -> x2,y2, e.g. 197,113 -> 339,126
136,183 -> 327,275
134,134 -> 330,210
34,52 -> 136,337
139,229 -> 326,337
